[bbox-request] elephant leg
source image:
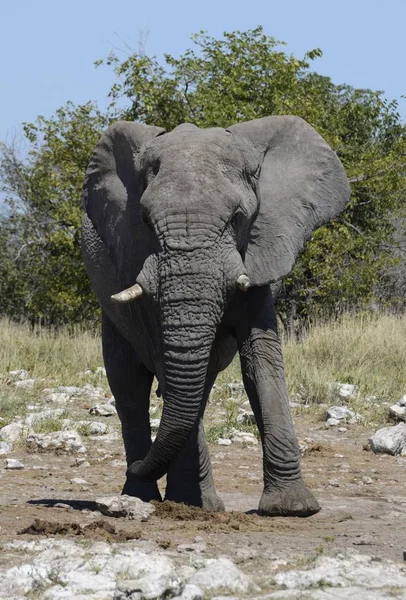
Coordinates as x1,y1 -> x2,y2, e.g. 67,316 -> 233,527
164,374 -> 224,511
102,313 -> 161,502
235,287 -> 320,517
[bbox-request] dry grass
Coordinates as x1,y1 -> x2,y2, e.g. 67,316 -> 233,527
282,312 -> 406,406
0,319 -> 102,385
1,313 -> 405,428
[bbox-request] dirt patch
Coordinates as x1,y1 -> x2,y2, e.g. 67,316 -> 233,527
18,518 -> 141,542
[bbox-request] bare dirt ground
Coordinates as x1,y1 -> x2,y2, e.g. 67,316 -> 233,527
1,413 -> 405,573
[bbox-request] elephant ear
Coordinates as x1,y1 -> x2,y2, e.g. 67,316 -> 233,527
229,116 -> 351,285
82,121 -> 165,278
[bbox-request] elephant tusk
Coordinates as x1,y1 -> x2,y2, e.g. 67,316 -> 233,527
236,274 -> 250,291
111,283 -> 143,303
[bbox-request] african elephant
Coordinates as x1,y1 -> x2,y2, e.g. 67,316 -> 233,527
81,117 -> 350,516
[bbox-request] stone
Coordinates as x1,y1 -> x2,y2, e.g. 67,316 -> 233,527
398,394 -> 406,407
8,369 -> 29,380
326,417 -> 340,427
217,438 -> 232,446
14,378 -> 35,389
273,552 -> 406,592
0,441 -> 12,455
369,423 -> 406,455
5,458 -> 24,470
70,477 -> 89,485
326,406 -> 356,422
237,410 -> 256,425
361,476 -> 373,485
389,403 -> 406,421
26,431 -> 86,454
0,421 -> 26,443
173,584 -> 204,600
298,441 -> 308,455
25,409 -> 66,427
89,403 -> 117,417
43,392 -> 71,404
338,427 -> 348,432
230,430 -> 258,445
95,495 -> 155,520
189,557 -> 256,593
76,421 -> 109,435
329,382 -> 359,399
55,385 -> 83,396
328,478 -> 340,487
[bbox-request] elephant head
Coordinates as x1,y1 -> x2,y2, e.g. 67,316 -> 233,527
82,117 -> 350,482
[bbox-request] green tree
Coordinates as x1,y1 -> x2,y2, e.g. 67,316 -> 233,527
98,27 -> 406,325
0,102 -> 108,325
1,27 -> 405,326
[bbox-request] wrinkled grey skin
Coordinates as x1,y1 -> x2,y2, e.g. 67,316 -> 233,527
82,117 -> 350,516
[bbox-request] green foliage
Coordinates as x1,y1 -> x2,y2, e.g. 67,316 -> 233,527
0,103 -> 108,325
1,27 -> 405,325
98,27 -> 406,322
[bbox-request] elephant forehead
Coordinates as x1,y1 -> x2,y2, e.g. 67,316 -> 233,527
142,127 -> 247,170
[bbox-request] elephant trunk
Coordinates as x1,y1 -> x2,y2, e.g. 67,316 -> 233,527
127,249 -> 223,482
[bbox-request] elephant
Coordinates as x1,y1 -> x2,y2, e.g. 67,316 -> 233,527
81,116 -> 350,517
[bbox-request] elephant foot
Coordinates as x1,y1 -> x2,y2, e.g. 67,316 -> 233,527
122,479 -> 162,503
259,481 -> 320,517
165,485 -> 225,512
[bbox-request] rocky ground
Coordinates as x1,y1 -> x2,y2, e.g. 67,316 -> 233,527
1,369 -> 406,599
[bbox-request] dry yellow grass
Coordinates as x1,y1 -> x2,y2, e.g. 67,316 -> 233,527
282,312 -> 406,406
1,313 -> 405,418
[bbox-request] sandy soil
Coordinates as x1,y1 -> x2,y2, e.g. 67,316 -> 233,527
1,414 -> 405,575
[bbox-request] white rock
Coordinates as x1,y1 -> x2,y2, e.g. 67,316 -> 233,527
298,441 -> 308,455
0,441 -> 12,455
89,403 -> 117,417
230,430 -> 258,445
237,410 -> 256,425
389,404 -> 406,421
326,417 -> 340,427
9,369 -> 29,380
95,366 -> 106,376
329,382 -> 359,399
328,478 -> 340,487
25,409 -> 66,427
274,553 -> 406,591
369,423 -> 406,455
217,438 -> 232,446
0,421 -> 26,443
398,394 -> 406,407
173,584 -> 204,600
26,431 -> 86,454
189,557 -> 255,593
338,427 -> 348,432
14,378 -> 35,389
43,392 -> 71,404
5,458 -> 24,470
326,406 -> 356,422
55,385 -> 83,396
77,421 -> 109,436
95,495 -> 155,520
81,383 -> 106,397
70,477 -> 89,485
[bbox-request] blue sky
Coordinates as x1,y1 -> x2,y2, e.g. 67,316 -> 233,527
1,0 -> 405,141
